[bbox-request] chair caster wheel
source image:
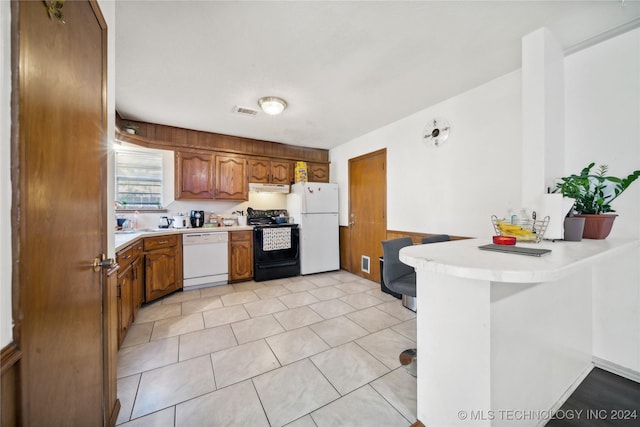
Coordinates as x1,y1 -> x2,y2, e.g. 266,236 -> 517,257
399,348 -> 417,377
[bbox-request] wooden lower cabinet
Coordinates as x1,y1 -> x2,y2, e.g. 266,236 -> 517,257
132,255 -> 144,317
116,263 -> 134,347
144,234 -> 183,302
105,266 -> 121,425
116,242 -> 143,348
229,230 -> 253,283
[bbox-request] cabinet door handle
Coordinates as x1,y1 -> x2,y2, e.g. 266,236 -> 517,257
158,240 -> 169,245
117,284 -> 121,299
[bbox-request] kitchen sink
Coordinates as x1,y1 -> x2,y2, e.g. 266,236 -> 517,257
114,230 -> 136,234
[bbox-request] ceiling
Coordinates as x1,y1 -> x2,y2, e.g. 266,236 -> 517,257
115,1 -> 640,150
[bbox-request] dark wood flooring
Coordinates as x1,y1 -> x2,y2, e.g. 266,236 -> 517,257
546,368 -> 640,427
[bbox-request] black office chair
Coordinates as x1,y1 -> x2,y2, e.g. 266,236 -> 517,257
381,237 -> 417,376
381,235 -> 452,377
422,234 -> 451,244
381,237 -> 416,311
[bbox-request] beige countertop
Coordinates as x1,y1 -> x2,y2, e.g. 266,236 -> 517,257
114,225 -> 254,252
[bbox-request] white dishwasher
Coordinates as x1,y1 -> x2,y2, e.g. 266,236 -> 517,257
183,231 -> 229,290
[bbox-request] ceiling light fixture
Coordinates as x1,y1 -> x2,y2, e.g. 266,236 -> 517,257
258,96 -> 287,115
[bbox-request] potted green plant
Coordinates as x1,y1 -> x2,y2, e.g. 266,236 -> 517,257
556,163 -> 640,239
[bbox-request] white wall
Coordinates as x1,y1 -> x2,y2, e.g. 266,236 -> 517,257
1,0 -> 13,348
330,70 -> 522,238
564,29 -> 640,376
131,192 -> 287,231
331,29 -> 640,242
564,29 -> 640,239
330,27 -> 640,376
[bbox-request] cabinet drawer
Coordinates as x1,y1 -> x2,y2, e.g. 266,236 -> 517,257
230,230 -> 252,242
144,234 -> 179,251
116,240 -> 143,269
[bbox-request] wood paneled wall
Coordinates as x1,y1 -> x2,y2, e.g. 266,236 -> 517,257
339,225 -> 470,277
116,114 -> 328,163
385,230 -> 470,243
339,226 -> 351,271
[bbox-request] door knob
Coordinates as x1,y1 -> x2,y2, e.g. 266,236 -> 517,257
93,254 -> 116,272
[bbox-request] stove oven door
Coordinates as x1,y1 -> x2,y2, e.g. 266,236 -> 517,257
253,225 -> 300,281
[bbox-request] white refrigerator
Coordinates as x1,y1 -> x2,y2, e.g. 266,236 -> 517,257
287,182 -> 340,275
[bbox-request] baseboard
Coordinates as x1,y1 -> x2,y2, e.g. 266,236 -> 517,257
535,363 -> 594,427
593,356 -> 640,383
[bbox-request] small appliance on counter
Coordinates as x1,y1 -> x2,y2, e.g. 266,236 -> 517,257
190,210 -> 205,228
173,213 -> 188,228
159,216 -> 173,228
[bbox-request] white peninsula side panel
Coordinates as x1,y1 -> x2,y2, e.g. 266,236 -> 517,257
400,238 -> 639,427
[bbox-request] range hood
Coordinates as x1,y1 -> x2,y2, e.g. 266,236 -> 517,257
249,183 -> 290,194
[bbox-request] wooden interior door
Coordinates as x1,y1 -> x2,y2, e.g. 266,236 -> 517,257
12,1 -> 107,424
348,149 -> 387,283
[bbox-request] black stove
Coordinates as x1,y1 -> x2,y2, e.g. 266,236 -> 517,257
247,208 -> 300,281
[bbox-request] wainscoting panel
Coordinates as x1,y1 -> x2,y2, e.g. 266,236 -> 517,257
1,342 -> 21,427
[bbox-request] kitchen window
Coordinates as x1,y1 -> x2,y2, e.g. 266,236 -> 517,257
115,145 -> 164,210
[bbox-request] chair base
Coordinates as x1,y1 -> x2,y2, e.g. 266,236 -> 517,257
399,348 -> 417,377
402,295 -> 417,312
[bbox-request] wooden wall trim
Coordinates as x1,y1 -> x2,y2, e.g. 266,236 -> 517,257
410,420 -> 425,427
1,341 -> 21,375
115,114 -> 329,163
386,229 -> 471,244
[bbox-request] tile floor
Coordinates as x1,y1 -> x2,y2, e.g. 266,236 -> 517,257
116,270 -> 417,427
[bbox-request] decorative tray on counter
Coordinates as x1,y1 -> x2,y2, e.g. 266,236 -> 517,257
491,214 -> 550,243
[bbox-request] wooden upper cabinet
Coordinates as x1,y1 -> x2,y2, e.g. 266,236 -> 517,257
308,162 -> 330,182
248,158 -> 293,184
271,160 -> 293,184
248,158 -> 270,183
175,151 -> 215,199
215,155 -> 248,200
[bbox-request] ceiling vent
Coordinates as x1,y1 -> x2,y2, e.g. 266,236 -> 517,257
232,105 -> 259,117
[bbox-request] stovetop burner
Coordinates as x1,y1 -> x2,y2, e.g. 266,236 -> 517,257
252,223 -> 298,228
246,208 -> 291,227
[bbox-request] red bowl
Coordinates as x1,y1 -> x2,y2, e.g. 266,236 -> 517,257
493,235 -> 516,245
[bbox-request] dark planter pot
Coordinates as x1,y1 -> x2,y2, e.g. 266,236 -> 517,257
563,217 -> 586,241
574,214 -> 618,239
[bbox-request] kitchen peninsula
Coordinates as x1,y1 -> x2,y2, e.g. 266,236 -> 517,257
400,238 -> 640,427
